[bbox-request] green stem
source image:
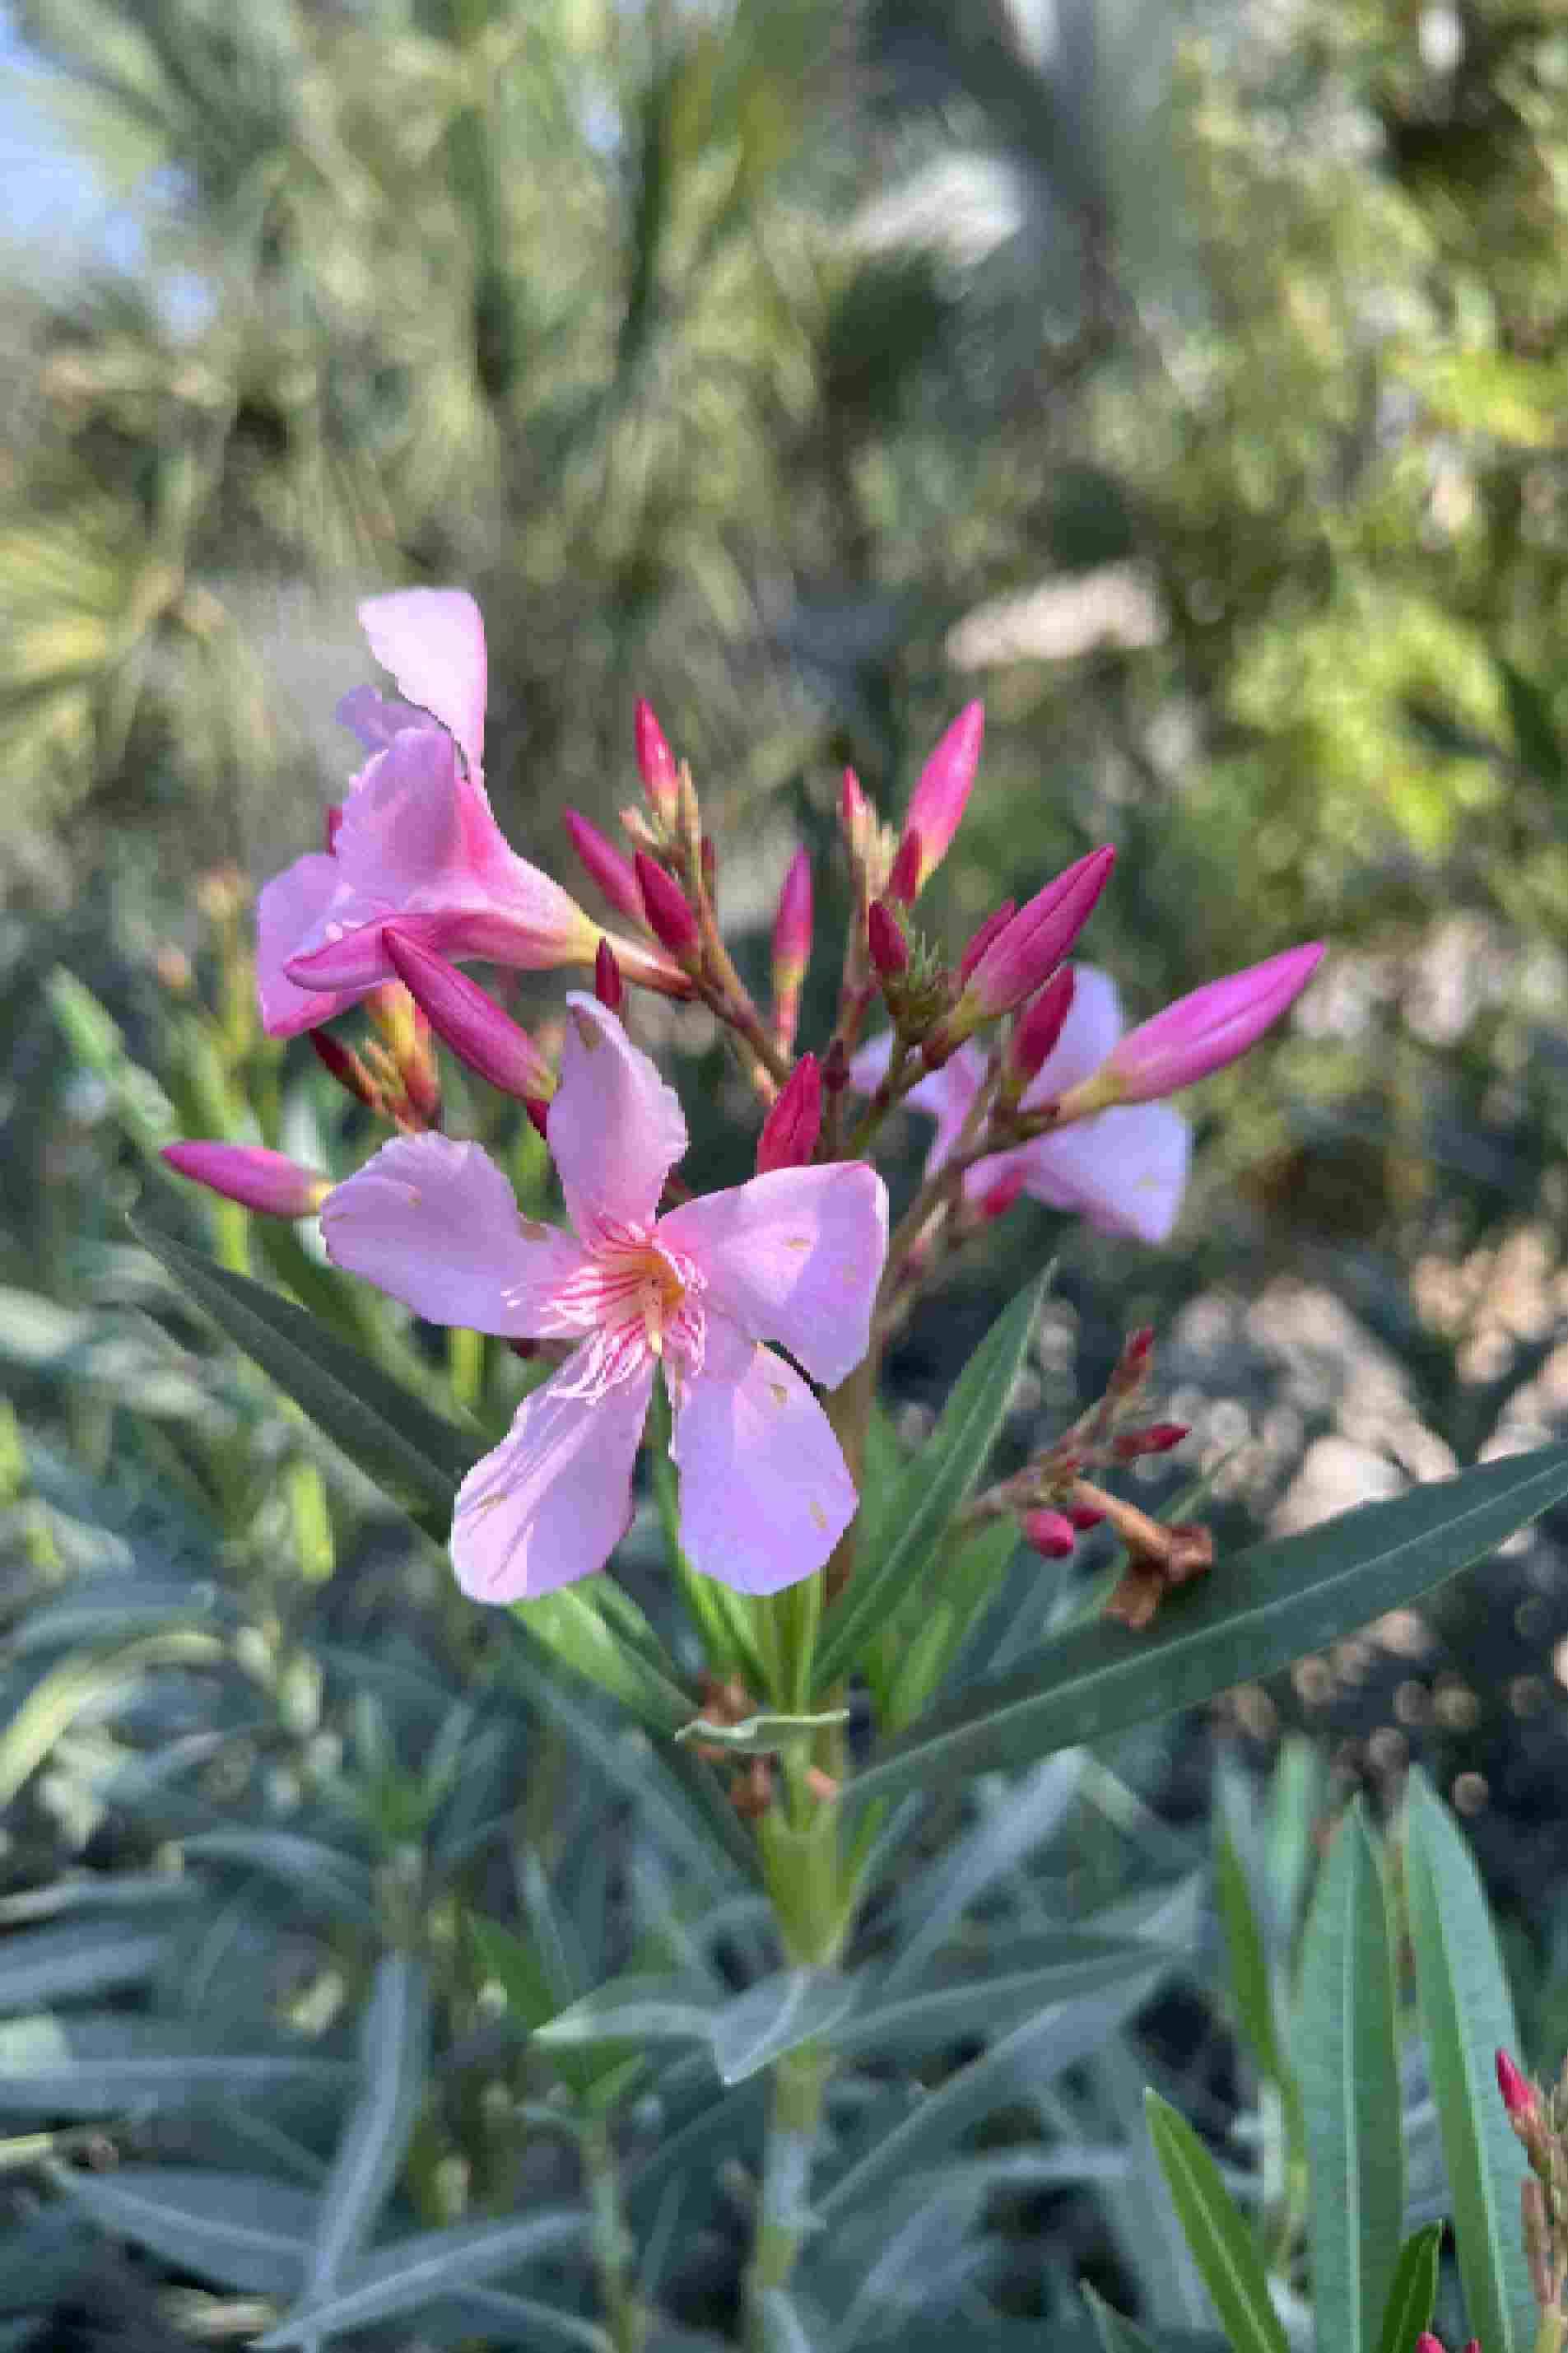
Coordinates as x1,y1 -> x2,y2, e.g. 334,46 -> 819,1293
742,2038 -> 832,2347
581,2116 -> 644,2353
1535,2316 -> 1567,2353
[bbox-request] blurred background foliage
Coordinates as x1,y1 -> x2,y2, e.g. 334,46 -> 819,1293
11,0 -> 1568,2340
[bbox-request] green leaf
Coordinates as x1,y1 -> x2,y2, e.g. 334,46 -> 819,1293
1403,1768 -> 1534,2353
1215,1827 -> 1289,2092
710,1969 -> 853,2085
532,1973 -> 715,2057
302,1954 -> 430,2309
0,2016 -> 351,2118
255,2209 -> 588,2346
1372,2225 -> 1444,2353
673,1708 -> 848,1756
512,1587 -> 694,1739
0,1633 -> 224,1810
812,1277 -> 1045,1694
0,1920 -> 173,2013
835,1931 -> 1179,2062
818,1954 -> 1165,2218
1144,2091 -> 1288,2353
1296,1801 -> 1402,2353
849,1441 -> 1568,1807
182,1833 -> 378,1930
1082,2284 -> 1161,2353
130,1218 -> 480,1540
47,2164 -> 313,2294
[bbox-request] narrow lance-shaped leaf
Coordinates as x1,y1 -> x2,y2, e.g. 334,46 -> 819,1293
813,1276 -> 1046,1694
849,1441 -> 1568,1807
301,1954 -> 430,2309
255,2210 -> 589,2346
130,1218 -> 480,1540
1144,2090 -> 1289,2353
1403,1768 -> 1535,2353
1373,2224 -> 1444,2353
1296,1800 -> 1402,2353
1082,2283 -> 1162,2353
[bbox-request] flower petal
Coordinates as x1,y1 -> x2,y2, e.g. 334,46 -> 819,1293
658,1163 -> 886,1389
359,588 -> 486,780
453,1354 -> 654,1601
336,684 -> 430,752
1002,1103 -> 1191,1244
255,853 -> 362,1037
549,993 -> 688,1242
320,1133 -> 589,1330
670,1321 -> 856,1593
1021,964 -> 1124,1105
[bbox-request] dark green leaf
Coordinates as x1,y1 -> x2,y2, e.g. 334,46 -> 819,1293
302,1954 -> 430,2307
1404,1768 -> 1534,2353
0,1920 -> 173,2012
130,1218 -> 480,1540
47,2164 -> 312,2294
1082,2285 -> 1161,2353
1144,2092 -> 1287,2353
0,2015 -> 351,2118
255,2209 -> 588,2345
1373,2224 -> 1444,2353
850,1442 -> 1568,1806
1296,1801 -> 1402,2353
812,1277 -> 1045,1694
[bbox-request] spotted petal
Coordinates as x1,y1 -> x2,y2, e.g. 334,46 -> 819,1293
320,1134 -> 588,1331
670,1319 -> 856,1593
359,589 -> 487,780
996,1103 -> 1190,1244
453,1354 -> 654,1601
550,994 -> 688,1242
658,1163 -> 886,1389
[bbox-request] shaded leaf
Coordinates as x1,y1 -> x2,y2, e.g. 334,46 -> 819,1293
256,2209 -> 588,2345
302,1954 -> 430,2308
48,2164 -> 312,2294
1373,2224 -> 1444,2353
1144,2092 -> 1288,2353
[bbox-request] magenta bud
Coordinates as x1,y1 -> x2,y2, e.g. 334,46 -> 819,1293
1113,1422 -> 1189,1461
867,898 -> 910,981
960,846 -> 1116,1020
771,846 -> 813,987
974,1166 -> 1028,1223
1067,1502 -> 1106,1532
1496,2048 -> 1538,2125
564,808 -> 646,925
162,1142 -> 329,1218
1006,967 -> 1077,1091
635,853 -> 702,963
384,933 -> 556,1102
904,701 -> 983,889
526,1097 -> 551,1139
635,698 -> 679,821
309,1028 -> 380,1111
594,938 -> 624,1012
886,827 -> 924,908
1022,1508 -> 1077,1559
958,899 -> 1017,985
756,1053 -> 822,1175
325,804 -> 344,853
1085,943 -> 1326,1108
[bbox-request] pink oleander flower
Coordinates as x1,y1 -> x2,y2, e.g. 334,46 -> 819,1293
258,592 -> 682,1037
320,995 -> 889,1598
850,967 -> 1190,1246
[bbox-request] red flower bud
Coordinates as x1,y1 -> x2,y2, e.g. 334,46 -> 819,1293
867,898 -> 909,981
756,1054 -> 822,1175
309,1027 -> 380,1111
635,852 -> 701,963
1496,2048 -> 1538,2126
1022,1508 -> 1077,1559
1067,1502 -> 1106,1531
564,808 -> 645,925
973,1166 -> 1027,1223
886,827 -> 924,908
1006,967 -> 1076,1093
594,938 -> 624,1012
1113,1422 -> 1189,1461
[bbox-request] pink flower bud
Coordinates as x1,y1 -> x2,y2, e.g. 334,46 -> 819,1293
958,899 -> 1016,985
594,939 -> 624,1012
526,1097 -> 551,1139
756,1054 -> 822,1174
867,898 -> 909,981
1006,967 -> 1077,1092
1415,2337 -> 1445,2353
635,853 -> 702,964
1067,1502 -> 1105,1531
903,701 -> 983,889
886,827 -> 924,908
635,698 -> 679,822
564,808 -> 646,926
1076,943 -> 1325,1109
1113,1422 -> 1189,1461
1023,1508 -> 1077,1559
770,847 -> 813,1052
958,847 -> 1115,1021
840,766 -> 872,851
384,934 -> 556,1102
161,1142 -> 330,1218
1496,2048 -> 1538,2125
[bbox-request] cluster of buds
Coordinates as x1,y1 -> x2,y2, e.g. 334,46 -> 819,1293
311,980 -> 443,1131
1498,2046 -> 1568,2326
960,1326 -> 1212,1629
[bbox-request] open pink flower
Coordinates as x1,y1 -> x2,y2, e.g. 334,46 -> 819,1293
257,591 -> 681,1037
321,995 -> 889,1598
849,968 -> 1189,1246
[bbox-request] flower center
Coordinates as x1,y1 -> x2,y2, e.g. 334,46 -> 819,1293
551,1220 -> 706,1400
